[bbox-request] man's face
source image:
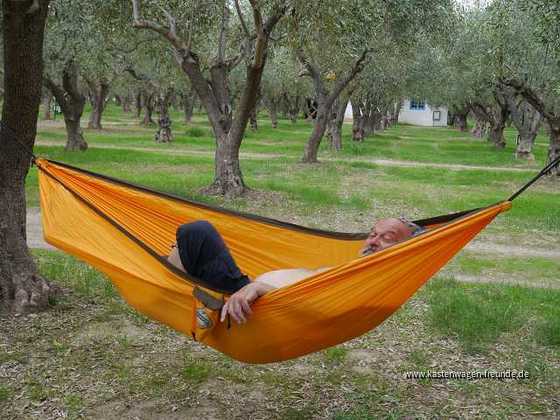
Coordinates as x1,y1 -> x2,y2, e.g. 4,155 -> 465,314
360,218 -> 412,256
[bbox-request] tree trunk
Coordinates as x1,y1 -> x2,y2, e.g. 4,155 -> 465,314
374,110 -> 384,133
452,106 -> 469,132
328,97 -> 348,152
487,121 -> 506,148
390,101 -> 401,126
470,104 -> 489,139
471,119 -> 486,138
515,106 -> 541,160
154,90 -> 173,143
547,122 -> 560,176
135,90 -> 143,118
87,80 -> 110,130
64,118 -> 88,151
42,93 -> 53,120
0,0 -> 57,314
204,133 -> 246,197
454,114 -> 467,131
182,91 -> 194,123
504,90 -> 541,160
114,95 -> 122,106
122,92 -> 132,113
487,99 -> 508,148
142,92 -> 155,126
352,101 -> 364,142
44,61 -> 87,151
363,102 -> 375,137
302,104 -> 329,162
268,98 -> 278,128
249,107 -> 258,130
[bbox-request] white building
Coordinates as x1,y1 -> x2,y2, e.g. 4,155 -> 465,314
398,99 -> 448,127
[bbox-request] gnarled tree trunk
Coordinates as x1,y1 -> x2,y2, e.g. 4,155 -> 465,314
87,78 -> 110,130
154,89 -> 173,143
1,0 -> 57,314
44,60 -> 88,151
503,77 -> 560,173
265,97 -> 279,128
249,107 -> 258,130
122,92 -> 132,113
135,90 -> 143,118
504,90 -> 541,160
42,93 -> 53,120
303,104 -> 330,162
64,118 -> 87,151
486,92 -> 509,148
452,104 -> 469,132
351,99 -> 364,142
470,103 -> 489,139
142,91 -> 155,126
327,95 -> 349,152
546,122 -> 560,175
182,89 -> 194,123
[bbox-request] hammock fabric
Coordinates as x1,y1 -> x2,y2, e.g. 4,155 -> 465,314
35,158 -> 512,364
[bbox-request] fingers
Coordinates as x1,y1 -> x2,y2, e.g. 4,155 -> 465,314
220,296 -> 252,324
240,299 -> 252,317
220,302 -> 228,323
231,299 -> 246,324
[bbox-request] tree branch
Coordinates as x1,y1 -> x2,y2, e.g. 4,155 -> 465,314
130,0 -> 186,51
263,3 -> 288,34
501,78 -> 556,123
249,0 -> 263,37
234,0 -> 251,39
62,60 -> 83,103
295,48 -> 324,97
328,48 -> 372,104
43,75 -> 65,105
217,0 -> 229,63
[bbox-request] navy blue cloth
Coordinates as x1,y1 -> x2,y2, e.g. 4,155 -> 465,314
176,220 -> 250,293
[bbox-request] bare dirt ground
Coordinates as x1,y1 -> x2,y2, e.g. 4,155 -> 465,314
2,285 -> 559,419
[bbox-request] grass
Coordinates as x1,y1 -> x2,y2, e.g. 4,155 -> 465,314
3,104 -> 559,418
426,277 -> 560,353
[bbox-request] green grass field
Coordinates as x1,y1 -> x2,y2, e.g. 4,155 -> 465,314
2,103 -> 559,419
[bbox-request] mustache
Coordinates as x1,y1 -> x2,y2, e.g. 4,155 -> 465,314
360,245 -> 378,256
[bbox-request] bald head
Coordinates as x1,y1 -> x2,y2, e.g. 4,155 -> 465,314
360,218 -> 414,256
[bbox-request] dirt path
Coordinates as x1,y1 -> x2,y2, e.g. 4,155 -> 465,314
34,140 -> 541,173
26,207 -> 55,250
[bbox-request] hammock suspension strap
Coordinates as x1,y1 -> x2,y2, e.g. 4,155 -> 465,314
507,154 -> 560,201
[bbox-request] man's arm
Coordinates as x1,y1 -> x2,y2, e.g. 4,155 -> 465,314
220,281 -> 275,324
220,266 -> 332,324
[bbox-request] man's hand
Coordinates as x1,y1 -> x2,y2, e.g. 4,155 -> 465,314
220,282 -> 273,324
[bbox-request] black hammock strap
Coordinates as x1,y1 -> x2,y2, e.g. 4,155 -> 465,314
507,154 -> 560,201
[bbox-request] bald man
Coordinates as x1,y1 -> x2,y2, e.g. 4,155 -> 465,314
167,218 -> 423,325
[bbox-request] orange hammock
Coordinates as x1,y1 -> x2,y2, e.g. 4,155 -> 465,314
36,158 -> 512,363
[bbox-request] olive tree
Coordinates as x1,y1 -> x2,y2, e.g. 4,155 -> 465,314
1,0 -> 57,313
497,0 -> 560,170
292,0 -> 454,162
130,0 -> 288,197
